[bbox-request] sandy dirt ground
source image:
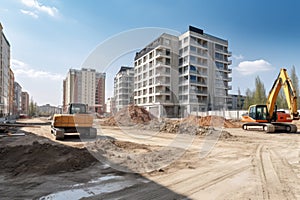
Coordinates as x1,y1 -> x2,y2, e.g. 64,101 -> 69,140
0,118 -> 299,200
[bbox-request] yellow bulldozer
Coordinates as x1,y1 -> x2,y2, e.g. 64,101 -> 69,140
51,103 -> 97,140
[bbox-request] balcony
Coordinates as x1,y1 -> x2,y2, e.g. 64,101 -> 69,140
226,85 -> 232,90
189,89 -> 208,95
155,70 -> 170,77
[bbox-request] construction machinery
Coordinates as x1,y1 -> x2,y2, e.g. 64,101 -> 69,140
51,103 -> 97,140
241,68 -> 299,133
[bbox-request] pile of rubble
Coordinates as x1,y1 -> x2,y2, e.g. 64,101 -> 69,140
102,105 -> 155,126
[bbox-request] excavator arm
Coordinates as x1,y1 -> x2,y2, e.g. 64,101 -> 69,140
266,68 -> 299,120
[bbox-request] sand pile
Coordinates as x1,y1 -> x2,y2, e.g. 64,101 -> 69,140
0,141 -> 97,176
181,115 -> 238,128
102,105 -> 155,126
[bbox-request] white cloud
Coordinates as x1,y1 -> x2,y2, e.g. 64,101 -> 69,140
20,0 -> 58,17
232,54 -> 244,60
11,59 -> 64,81
20,9 -> 38,18
236,59 -> 274,75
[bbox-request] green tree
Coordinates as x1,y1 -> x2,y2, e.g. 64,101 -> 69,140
29,97 -> 38,117
243,88 -> 253,109
276,89 -> 288,109
253,76 -> 266,104
290,65 -> 300,108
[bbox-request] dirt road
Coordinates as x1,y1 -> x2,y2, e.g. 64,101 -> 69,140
0,118 -> 299,199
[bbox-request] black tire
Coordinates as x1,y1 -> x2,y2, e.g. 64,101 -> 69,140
286,125 -> 292,132
242,124 -> 247,130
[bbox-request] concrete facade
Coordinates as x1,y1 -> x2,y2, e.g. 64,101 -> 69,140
114,66 -> 134,112
178,26 -> 232,115
134,33 -> 179,117
0,23 -> 11,116
63,68 -> 106,114
21,91 -> 29,115
134,26 -> 232,117
13,82 -> 22,116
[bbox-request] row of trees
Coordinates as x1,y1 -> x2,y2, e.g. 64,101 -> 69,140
243,66 -> 300,110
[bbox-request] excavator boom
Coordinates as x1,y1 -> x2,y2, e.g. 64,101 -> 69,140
267,68 -> 299,120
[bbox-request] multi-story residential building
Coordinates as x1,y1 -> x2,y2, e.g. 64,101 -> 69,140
63,68 -> 106,114
227,94 -> 245,110
8,68 -> 14,115
114,66 -> 134,112
134,33 -> 179,117
0,23 -> 11,116
134,26 -> 232,117
95,72 -> 106,114
21,91 -> 29,115
38,104 -> 62,116
178,26 -> 232,114
13,82 -> 22,115
106,97 -> 115,114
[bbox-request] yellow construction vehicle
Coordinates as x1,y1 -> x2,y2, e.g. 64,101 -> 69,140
51,103 -> 97,140
241,68 -> 299,133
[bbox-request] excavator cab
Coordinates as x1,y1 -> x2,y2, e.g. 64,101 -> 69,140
67,103 -> 88,114
242,105 -> 269,123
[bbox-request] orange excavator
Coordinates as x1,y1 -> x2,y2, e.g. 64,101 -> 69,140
241,68 -> 299,133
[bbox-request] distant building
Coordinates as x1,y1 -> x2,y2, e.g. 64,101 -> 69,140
114,66 -> 134,112
0,23 -> 11,116
227,94 -> 245,110
106,97 -> 115,114
21,91 -> 29,115
13,82 -> 22,116
8,68 -> 14,115
63,68 -> 106,114
38,104 -> 61,116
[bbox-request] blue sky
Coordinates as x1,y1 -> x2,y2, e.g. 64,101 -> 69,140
0,0 -> 299,105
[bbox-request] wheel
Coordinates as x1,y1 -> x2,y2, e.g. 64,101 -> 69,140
286,125 -> 292,132
242,124 -> 247,130
55,129 -> 65,140
264,124 -> 275,133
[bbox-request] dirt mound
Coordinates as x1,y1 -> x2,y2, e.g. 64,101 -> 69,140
102,105 -> 155,126
180,115 -> 239,128
0,141 -> 97,176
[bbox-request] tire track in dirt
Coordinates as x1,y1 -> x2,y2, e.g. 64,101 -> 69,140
153,161 -> 251,196
255,144 -> 294,200
269,149 -> 298,200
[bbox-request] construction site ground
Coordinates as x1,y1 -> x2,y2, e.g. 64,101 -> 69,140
0,117 -> 300,200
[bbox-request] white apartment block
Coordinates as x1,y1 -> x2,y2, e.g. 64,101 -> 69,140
134,26 -> 232,117
0,23 -> 11,116
179,26 -> 232,115
63,68 -> 106,113
134,33 -> 179,117
113,66 -> 134,112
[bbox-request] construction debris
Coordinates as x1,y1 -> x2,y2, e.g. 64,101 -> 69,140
102,105 -> 155,126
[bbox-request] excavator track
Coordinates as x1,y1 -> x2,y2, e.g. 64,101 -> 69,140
242,122 -> 297,133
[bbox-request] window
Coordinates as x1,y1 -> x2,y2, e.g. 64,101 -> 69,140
190,75 -> 196,81
165,68 -> 170,74
190,56 -> 196,62
190,65 -> 196,71
165,58 -> 170,65
164,39 -> 170,45
190,46 -> 196,52
166,95 -> 170,101
183,37 -> 188,43
166,49 -> 170,56
183,46 -> 188,52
